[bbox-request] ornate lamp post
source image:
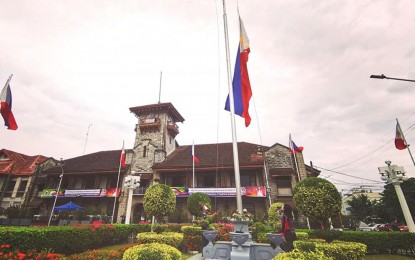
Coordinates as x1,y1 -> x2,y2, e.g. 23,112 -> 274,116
124,174 -> 141,224
378,160 -> 415,233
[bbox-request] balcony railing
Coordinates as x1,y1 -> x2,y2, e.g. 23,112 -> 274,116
167,121 -> 179,137
139,118 -> 161,131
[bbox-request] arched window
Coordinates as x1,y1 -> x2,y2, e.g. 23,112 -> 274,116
143,146 -> 147,157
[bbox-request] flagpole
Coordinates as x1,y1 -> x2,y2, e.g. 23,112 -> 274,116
111,141 -> 124,224
222,0 -> 243,213
290,134 -> 302,181
2,74 -> 13,89
397,118 -> 415,167
192,140 -> 195,189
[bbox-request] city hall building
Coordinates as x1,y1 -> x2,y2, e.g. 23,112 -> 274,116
6,102 -> 319,226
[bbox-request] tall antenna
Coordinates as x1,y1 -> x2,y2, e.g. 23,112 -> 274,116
158,71 -> 162,103
83,123 -> 92,155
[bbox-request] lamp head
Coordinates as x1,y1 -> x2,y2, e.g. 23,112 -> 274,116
385,160 -> 391,166
370,74 -> 386,79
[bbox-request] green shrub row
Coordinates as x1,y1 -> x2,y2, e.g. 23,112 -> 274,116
256,232 -> 309,243
122,242 -> 181,260
291,240 -> 366,260
297,229 -> 415,256
0,224 -> 147,255
136,232 -> 183,248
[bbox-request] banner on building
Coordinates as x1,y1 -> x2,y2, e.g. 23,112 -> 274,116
41,188 -> 120,198
171,186 -> 266,197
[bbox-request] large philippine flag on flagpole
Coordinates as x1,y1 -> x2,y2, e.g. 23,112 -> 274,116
1,75 -> 18,130
191,143 -> 199,163
225,16 -> 252,127
395,123 -> 407,150
120,143 -> 126,167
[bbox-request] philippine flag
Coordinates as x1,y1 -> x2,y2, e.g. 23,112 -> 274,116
191,143 -> 199,163
395,123 -> 407,150
291,140 -> 304,153
225,16 -> 252,127
0,76 -> 18,130
120,143 -> 126,167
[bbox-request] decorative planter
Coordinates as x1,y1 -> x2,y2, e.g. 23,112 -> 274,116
266,233 -> 284,248
229,232 -> 249,250
202,230 -> 218,246
231,220 -> 251,233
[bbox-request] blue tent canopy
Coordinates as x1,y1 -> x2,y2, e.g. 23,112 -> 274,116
54,201 -> 85,211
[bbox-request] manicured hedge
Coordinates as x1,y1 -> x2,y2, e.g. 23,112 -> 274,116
277,240 -> 366,260
136,232 -> 183,248
122,242 -> 181,260
297,229 -> 415,256
0,224 -> 146,255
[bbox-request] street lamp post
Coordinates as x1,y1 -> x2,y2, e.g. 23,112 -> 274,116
48,162 -> 64,226
370,74 -> 415,83
378,160 -> 415,233
123,174 -> 141,224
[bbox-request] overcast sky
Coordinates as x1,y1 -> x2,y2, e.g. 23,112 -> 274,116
2,0 -> 415,193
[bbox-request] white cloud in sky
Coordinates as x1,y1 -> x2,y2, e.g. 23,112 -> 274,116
2,0 -> 415,193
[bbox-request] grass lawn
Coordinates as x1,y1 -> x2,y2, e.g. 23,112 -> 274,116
94,243 -> 194,259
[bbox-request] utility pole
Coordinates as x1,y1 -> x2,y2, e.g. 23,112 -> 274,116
378,161 -> 415,233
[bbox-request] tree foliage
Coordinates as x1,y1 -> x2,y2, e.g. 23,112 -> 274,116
293,177 -> 341,229
268,202 -> 283,223
143,184 -> 176,219
346,194 -> 373,221
187,192 -> 211,216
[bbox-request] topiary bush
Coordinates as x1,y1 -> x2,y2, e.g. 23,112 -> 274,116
268,202 -> 283,230
122,242 -> 181,260
187,192 -> 211,217
143,184 -> 176,222
293,177 -> 341,229
136,232 -> 183,248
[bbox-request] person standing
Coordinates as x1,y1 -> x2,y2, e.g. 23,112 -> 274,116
279,203 -> 297,252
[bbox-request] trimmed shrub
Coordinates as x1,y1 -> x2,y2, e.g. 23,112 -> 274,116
136,232 -> 183,248
312,229 -> 343,243
274,249 -> 333,260
182,226 -> 202,252
315,241 -> 366,260
122,242 -> 181,260
268,202 -> 284,223
144,184 -> 176,221
293,177 -> 341,229
187,192 -> 211,217
0,224 -> 143,255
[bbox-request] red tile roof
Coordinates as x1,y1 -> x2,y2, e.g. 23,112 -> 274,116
153,142 -> 268,170
42,150 -> 130,175
0,149 -> 49,176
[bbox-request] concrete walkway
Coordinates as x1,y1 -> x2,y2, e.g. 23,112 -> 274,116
187,252 -> 202,260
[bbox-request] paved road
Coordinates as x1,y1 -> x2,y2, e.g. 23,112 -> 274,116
187,253 -> 202,260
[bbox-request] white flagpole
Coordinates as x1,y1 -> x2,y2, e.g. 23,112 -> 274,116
192,140 -> 195,189
396,118 -> 415,167
290,134 -> 302,181
222,0 -> 243,213
111,141 -> 124,224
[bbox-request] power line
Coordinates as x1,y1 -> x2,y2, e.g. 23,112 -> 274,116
315,165 -> 383,183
